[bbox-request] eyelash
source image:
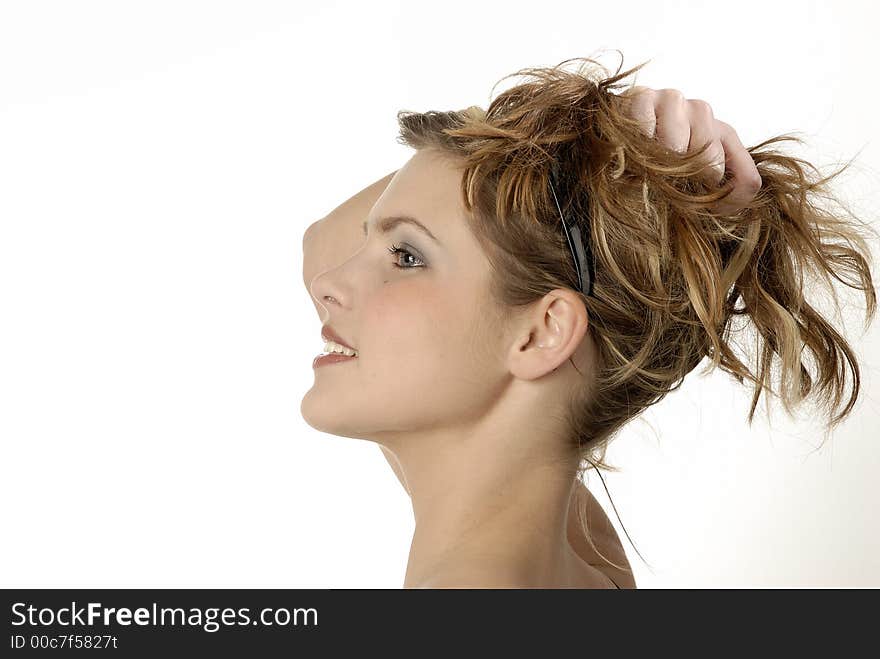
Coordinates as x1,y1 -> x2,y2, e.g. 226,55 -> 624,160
387,243 -> 425,269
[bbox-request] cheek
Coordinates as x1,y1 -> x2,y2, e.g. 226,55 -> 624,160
363,283 -> 480,372
340,282 -> 506,429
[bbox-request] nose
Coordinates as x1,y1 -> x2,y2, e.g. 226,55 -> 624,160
309,268 -> 348,320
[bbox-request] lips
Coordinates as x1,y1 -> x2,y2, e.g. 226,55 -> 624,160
321,324 -> 356,352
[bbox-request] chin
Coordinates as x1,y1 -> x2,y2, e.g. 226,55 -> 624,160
300,393 -> 364,439
299,390 -> 328,431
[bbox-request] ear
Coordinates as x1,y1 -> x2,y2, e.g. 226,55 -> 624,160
507,289 -> 589,380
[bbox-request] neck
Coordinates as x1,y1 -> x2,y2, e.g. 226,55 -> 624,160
385,422 -> 578,587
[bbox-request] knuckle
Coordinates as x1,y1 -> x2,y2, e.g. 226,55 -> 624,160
738,170 -> 762,192
622,84 -> 651,97
688,98 -> 714,118
658,88 -> 686,103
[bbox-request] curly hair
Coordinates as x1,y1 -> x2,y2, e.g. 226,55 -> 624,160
394,53 -> 877,574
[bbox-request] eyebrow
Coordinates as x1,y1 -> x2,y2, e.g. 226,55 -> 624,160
362,215 -> 441,245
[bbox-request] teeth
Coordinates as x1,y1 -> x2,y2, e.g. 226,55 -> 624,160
322,340 -> 358,357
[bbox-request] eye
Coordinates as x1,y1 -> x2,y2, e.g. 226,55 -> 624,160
387,243 -> 426,269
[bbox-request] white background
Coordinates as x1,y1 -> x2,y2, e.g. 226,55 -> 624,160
1,0 -> 877,588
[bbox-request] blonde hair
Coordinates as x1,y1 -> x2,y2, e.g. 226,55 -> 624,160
394,53 -> 877,574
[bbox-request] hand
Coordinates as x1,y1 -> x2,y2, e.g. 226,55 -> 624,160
618,86 -> 762,215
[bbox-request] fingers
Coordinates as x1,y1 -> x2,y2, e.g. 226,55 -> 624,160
628,88 -> 723,183
652,88 -> 690,154
618,85 -> 656,138
685,99 -> 725,185
619,86 -> 762,214
711,120 -> 763,215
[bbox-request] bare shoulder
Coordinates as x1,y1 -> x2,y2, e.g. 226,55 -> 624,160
408,554 -> 622,590
568,482 -> 637,589
409,565 -> 530,589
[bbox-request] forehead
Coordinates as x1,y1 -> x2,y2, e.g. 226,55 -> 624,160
367,149 -> 468,240
370,150 -> 498,280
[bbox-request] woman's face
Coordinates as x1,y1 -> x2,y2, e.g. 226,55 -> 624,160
301,149 -> 513,441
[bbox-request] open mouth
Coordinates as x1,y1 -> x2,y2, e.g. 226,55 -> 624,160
319,340 -> 358,358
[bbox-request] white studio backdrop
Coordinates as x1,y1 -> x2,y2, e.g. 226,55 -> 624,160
0,0 -> 877,588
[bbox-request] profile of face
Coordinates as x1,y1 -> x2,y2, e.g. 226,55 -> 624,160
301,148 -> 520,443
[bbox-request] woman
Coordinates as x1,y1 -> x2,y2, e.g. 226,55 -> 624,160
300,57 -> 876,588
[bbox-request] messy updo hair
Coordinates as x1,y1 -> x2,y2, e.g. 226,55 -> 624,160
394,53 -> 877,574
